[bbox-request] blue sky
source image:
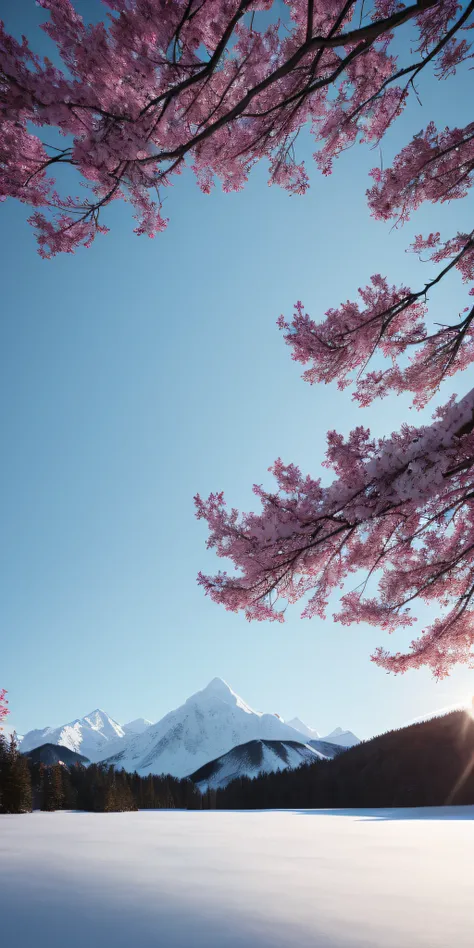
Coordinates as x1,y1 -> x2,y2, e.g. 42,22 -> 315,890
2,1 -> 474,738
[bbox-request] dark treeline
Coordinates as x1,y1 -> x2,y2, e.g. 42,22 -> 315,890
214,711 -> 474,810
3,711 -> 474,814
0,736 -> 32,813
0,735 -> 209,813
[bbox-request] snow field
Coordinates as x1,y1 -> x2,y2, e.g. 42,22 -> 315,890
1,807 -> 474,947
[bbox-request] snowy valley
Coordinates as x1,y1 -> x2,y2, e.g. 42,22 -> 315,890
2,808 -> 474,948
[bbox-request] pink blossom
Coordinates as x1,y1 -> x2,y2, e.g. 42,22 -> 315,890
0,690 -> 8,728
196,391 -> 474,677
4,1 -> 474,676
1,0 -> 471,253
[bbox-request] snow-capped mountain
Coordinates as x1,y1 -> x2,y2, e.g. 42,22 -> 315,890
286,717 -> 320,740
287,717 -> 360,747
123,718 -> 154,735
18,684 -> 360,774
99,678 -> 315,778
21,709 -> 125,761
322,727 -> 360,748
190,738 -> 330,791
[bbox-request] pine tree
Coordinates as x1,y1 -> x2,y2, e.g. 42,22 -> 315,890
14,751 -> 32,813
0,736 -> 32,813
60,766 -> 78,810
143,773 -> 155,809
42,764 -> 65,811
0,734 -> 9,812
185,780 -> 201,810
104,782 -> 118,812
115,770 -> 136,812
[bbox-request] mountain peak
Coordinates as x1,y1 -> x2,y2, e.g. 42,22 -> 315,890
323,727 -> 360,748
101,680 -> 317,777
201,677 -> 233,696
123,718 -> 154,735
21,708 -> 125,759
193,678 -> 256,716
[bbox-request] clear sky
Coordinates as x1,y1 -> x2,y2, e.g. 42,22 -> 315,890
2,1 -> 474,739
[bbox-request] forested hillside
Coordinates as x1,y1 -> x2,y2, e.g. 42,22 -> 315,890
214,712 -> 474,809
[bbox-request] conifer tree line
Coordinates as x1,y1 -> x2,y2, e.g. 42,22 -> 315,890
0,736 -> 207,813
212,712 -> 474,810
0,736 -> 32,814
5,711 -> 473,814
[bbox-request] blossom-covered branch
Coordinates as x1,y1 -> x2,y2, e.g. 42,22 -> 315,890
0,690 -> 8,728
195,3 -> 474,677
279,229 -> 474,409
196,392 -> 474,678
1,0 -> 472,255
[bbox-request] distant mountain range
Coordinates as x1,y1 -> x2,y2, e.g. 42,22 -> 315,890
17,710 -> 474,812
123,718 -> 154,735
16,678 -> 360,778
321,727 -> 360,748
20,709 -> 127,761
285,719 -> 360,748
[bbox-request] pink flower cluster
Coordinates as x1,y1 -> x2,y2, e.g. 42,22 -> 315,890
1,0 -> 471,254
193,1 -> 474,678
3,0 -> 474,676
0,690 -> 8,727
196,392 -> 474,678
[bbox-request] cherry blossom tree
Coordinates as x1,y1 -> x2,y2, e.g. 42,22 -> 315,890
0,690 -> 8,728
2,1 -> 474,675
0,0 -> 471,255
193,1 -> 474,678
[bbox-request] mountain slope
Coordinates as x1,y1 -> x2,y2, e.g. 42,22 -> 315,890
322,727 -> 360,748
100,678 -> 313,778
123,718 -> 154,735
190,738 -> 336,790
21,710 -> 125,761
307,739 -> 347,759
286,719 -> 361,747
22,743 -> 90,767
216,711 -> 474,809
286,717 -> 320,739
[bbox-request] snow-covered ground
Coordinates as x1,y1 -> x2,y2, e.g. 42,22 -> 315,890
1,808 -> 474,947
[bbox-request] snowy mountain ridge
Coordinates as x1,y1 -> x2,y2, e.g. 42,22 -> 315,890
99,678 -> 360,777
190,738 -> 330,791
20,709 -> 126,762
323,727 -> 361,748
123,718 -> 155,735
19,679 -> 360,771
286,718 -> 360,748
286,717 -> 321,740
99,678 -> 329,778
190,734 -> 348,791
